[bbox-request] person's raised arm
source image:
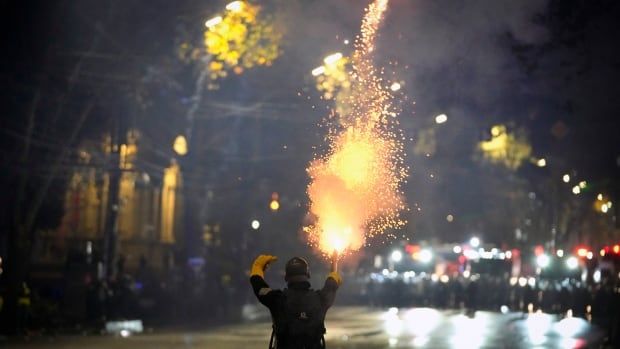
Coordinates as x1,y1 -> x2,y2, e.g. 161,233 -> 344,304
319,271 -> 342,309
249,254 -> 279,307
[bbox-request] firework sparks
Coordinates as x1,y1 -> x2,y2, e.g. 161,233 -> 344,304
306,0 -> 407,257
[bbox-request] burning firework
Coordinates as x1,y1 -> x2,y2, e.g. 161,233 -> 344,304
306,0 -> 407,257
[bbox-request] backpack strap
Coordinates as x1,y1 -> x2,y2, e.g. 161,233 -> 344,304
269,324 -> 277,349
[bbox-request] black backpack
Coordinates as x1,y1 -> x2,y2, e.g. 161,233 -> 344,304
270,288 -> 326,349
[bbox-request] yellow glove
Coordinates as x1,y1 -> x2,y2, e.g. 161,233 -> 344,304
251,254 -> 278,278
327,271 -> 342,286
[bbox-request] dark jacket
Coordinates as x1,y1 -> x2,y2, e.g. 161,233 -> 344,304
250,275 -> 339,349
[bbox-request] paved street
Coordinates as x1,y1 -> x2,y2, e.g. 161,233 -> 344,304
5,306 -> 605,349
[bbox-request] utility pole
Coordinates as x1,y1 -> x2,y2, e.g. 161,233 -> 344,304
102,117 -> 127,281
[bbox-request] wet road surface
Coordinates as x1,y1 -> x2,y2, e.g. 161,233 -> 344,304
5,306 -> 605,348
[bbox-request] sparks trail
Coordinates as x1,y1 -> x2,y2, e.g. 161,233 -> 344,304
306,0 -> 408,257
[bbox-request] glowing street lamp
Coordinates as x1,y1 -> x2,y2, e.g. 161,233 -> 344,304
566,256 -> 578,270
536,254 -> 551,268
572,185 -> 581,195
311,66 -> 325,76
562,174 -> 570,183
173,135 -> 188,156
601,204 -> 609,213
225,1 -> 244,12
435,114 -> 448,124
323,52 -> 343,65
205,16 -> 223,28
391,250 -> 403,263
536,158 -> 547,167
251,219 -> 260,230
419,249 -> 433,263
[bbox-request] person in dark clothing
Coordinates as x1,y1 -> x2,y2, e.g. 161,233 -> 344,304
249,254 -> 341,349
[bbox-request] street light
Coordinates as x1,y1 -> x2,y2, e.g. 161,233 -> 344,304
435,114 -> 448,124
323,52 -> 343,65
562,174 -> 570,183
390,82 -> 401,91
311,66 -> 325,76
566,256 -> 579,270
572,185 -> 581,195
251,219 -> 260,230
419,249 -> 433,263
536,158 -> 547,167
470,237 -> 480,248
225,1 -> 244,12
391,250 -> 403,263
205,16 -> 223,28
536,254 -> 551,268
173,135 -> 188,156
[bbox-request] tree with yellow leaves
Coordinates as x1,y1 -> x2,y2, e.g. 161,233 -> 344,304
478,124 -> 532,170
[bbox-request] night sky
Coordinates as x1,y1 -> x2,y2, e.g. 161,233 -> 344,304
2,0 -> 619,247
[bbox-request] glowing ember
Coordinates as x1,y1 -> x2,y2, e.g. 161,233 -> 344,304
306,0 -> 407,256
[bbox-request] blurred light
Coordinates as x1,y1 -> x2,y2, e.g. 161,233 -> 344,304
446,214 -> 454,222
526,313 -> 553,345
382,268 -> 389,276
343,39 -> 350,45
435,114 -> 448,124
528,277 -> 536,287
593,270 -> 601,283
586,251 -> 593,260
505,250 -> 512,259
566,256 -> 578,270
490,125 -> 501,137
536,254 -> 550,268
226,1 -> 244,12
469,237 -> 480,248
411,337 -> 429,347
536,158 -> 547,167
440,275 -> 449,283
555,317 -> 588,338
534,245 -> 544,256
572,185 -> 580,194
597,193 -> 603,201
601,203 -> 609,213
463,270 -> 471,278
391,250 -> 403,263
562,174 -> 570,183
607,201 -> 612,208
269,199 -> 280,211
173,135 -> 188,156
509,277 -> 518,286
205,16 -> 223,28
464,250 -> 479,260
518,277 -> 527,287
419,249 -> 433,263
577,248 -> 588,257
453,245 -> 462,254
120,329 -> 131,338
500,305 -> 509,314
311,66 -> 325,76
323,52 -> 343,65
614,245 -> 620,254
578,180 -> 587,189
251,220 -> 260,230
556,249 -> 564,257
600,249 -> 606,257
390,82 -> 401,91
